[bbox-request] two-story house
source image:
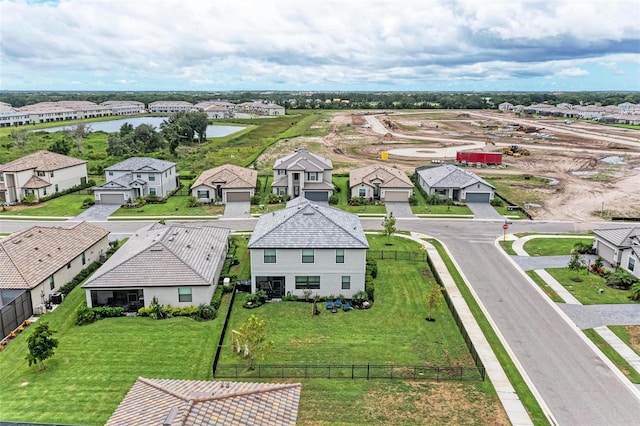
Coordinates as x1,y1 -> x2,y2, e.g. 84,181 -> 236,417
0,150 -> 87,204
247,197 -> 369,299
94,157 -> 179,204
271,148 -> 334,202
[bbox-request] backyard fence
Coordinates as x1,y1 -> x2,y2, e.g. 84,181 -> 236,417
212,282 -> 239,378
214,363 -> 485,382
366,250 -> 428,262
426,254 -> 486,375
0,291 -> 33,341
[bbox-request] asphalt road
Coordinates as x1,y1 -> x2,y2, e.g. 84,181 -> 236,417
2,216 -> 640,424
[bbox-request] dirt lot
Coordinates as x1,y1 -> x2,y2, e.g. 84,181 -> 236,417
259,110 -> 640,222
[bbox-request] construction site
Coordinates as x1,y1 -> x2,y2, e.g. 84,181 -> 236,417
258,109 -> 640,222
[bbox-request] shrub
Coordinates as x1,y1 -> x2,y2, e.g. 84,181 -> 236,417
211,286 -> 224,310
250,194 -> 261,205
282,294 -> 298,301
490,198 -> 504,207
75,304 -> 124,325
266,193 -> 281,204
365,278 -> 375,302
196,304 -> 217,320
59,261 -> 102,296
408,194 -> 418,206
629,282 -> 640,301
82,197 -> 95,208
573,241 -> 592,254
328,194 -> 339,205
187,196 -> 199,207
366,258 -> 378,279
606,267 -> 639,290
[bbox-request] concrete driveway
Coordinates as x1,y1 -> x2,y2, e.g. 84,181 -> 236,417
222,201 -> 252,218
68,203 -> 121,221
385,202 -> 414,218
467,202 -> 504,220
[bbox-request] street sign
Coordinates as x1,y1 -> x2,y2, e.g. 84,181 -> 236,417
503,223 -> 509,230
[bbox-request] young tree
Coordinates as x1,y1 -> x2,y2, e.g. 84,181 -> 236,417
10,128 -> 29,150
48,137 -> 72,155
234,314 -> 273,370
424,286 -> 442,321
381,212 -> 397,244
25,322 -> 59,371
567,252 -> 586,281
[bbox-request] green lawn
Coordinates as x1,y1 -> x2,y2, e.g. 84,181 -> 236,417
545,268 -> 636,304
110,195 -> 224,217
332,176 -> 387,214
522,238 -> 594,256
498,240 -> 517,256
609,325 -> 640,356
0,194 -> 90,217
0,285 -> 229,425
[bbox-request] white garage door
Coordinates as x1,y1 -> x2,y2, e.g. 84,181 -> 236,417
596,242 -> 615,264
226,191 -> 251,202
99,194 -> 125,204
384,191 -> 409,202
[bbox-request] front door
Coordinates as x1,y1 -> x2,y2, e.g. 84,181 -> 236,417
271,278 -> 284,298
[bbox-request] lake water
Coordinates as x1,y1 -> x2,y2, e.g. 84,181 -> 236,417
37,117 -> 245,137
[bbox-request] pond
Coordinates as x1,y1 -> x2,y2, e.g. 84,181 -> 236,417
36,117 -> 245,137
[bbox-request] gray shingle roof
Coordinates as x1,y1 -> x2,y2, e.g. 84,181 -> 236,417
105,157 -> 176,172
0,222 -> 109,290
106,378 -> 301,426
95,173 -> 146,191
593,227 -> 640,248
83,223 -> 230,289
248,199 -> 368,249
416,164 -> 494,189
273,148 -> 332,171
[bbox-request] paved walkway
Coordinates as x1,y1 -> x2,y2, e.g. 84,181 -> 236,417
509,234 -> 640,381
399,232 -> 533,425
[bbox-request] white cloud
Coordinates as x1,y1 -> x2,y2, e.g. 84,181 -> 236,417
555,67 -> 589,78
0,0 -> 638,90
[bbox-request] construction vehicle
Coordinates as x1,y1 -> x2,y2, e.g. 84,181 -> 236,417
503,145 -> 530,156
485,140 -> 495,145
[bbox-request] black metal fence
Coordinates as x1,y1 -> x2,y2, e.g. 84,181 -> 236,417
366,250 -> 428,262
0,291 -> 33,341
214,363 -> 484,382
212,283 -> 239,378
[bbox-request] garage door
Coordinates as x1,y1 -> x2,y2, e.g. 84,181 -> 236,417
305,191 -> 328,201
596,242 -> 615,264
226,191 -> 250,202
99,194 -> 125,204
466,193 -> 491,203
384,191 -> 408,202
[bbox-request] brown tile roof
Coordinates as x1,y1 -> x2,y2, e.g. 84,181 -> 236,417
0,150 -> 86,173
21,175 -> 52,189
106,378 -> 301,426
349,163 -> 413,189
0,222 -> 109,289
190,164 -> 257,190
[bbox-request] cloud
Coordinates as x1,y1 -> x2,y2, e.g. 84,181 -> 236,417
555,68 -> 589,78
0,0 -> 639,90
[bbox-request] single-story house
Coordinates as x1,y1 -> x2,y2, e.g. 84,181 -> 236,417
106,378 -> 301,426
0,222 -> 110,312
593,227 -> 640,278
415,164 -> 495,203
190,164 -> 257,203
0,150 -> 88,204
247,197 -> 369,299
82,222 -> 230,311
271,148 -> 334,202
94,157 -> 179,205
349,163 -> 413,202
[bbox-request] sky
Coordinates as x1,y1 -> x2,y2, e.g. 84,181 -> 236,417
1,0 -> 639,92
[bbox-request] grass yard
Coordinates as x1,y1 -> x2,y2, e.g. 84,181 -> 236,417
498,240 -> 517,255
609,325 -> 640,356
0,285 -> 230,425
545,268 -> 636,304
0,194 -> 90,217
332,176 -> 387,214
522,237 -> 594,256
483,175 -> 552,207
110,195 -> 224,217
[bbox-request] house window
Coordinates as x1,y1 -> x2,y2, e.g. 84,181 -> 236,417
50,171 -> 54,177
341,276 -> 351,290
55,184 -> 59,192
67,262 -> 71,269
197,190 -> 209,198
137,173 -> 141,178
277,170 -> 286,176
295,276 -> 320,290
49,275 -> 55,290
336,249 -> 345,263
629,257 -> 636,272
277,187 -> 287,195
302,249 -> 314,263
307,172 -> 318,181
37,171 -> 45,177
82,252 -> 86,265
178,287 -> 192,302
359,188 -> 366,197
436,189 -> 447,196
148,174 -> 155,181
109,171 -> 114,176
149,188 -> 157,196
43,188 -> 47,195
264,249 -> 276,263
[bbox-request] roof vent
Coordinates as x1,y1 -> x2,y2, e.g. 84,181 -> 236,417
163,407 -> 179,426
187,244 -> 191,248
303,211 -> 315,215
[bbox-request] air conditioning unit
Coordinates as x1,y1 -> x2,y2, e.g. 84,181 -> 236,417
34,305 -> 45,315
